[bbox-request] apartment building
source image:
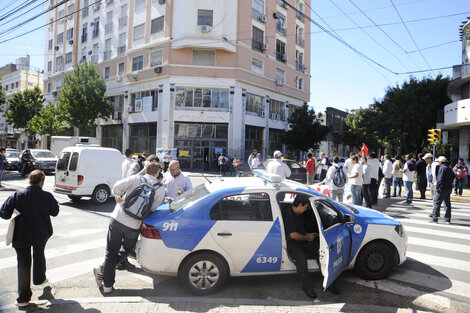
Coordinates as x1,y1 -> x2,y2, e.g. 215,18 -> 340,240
44,0 -> 311,170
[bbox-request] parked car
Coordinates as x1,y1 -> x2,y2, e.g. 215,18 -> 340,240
19,149 -> 58,174
263,158 -> 307,183
4,150 -> 19,170
136,171 -> 408,295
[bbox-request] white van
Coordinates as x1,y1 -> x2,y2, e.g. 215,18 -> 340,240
54,146 -> 124,204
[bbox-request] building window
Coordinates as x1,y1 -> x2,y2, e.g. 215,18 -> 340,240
197,9 -> 213,26
252,0 -> 264,20
118,62 -> 124,75
276,39 -> 286,61
104,38 -> 111,60
252,26 -> 264,52
120,4 -> 128,26
102,125 -> 123,152
296,50 -> 304,72
58,10 -> 65,22
55,79 -> 63,91
4,85 -> 7,91
150,50 -> 163,67
11,83 -> 14,90
68,3 -> 75,17
105,11 -> 113,33
47,61 -> 52,72
82,23 -> 88,42
118,33 -> 126,54
15,82 -> 19,88
66,28 -> 73,41
246,93 -> 264,115
135,0 -> 146,10
65,52 -> 73,64
296,77 -> 303,90
132,55 -> 144,71
150,16 -> 164,34
57,32 -> 63,44
133,23 -> 145,40
130,90 -> 158,111
276,13 -> 287,36
192,50 -> 215,66
92,17 -> 99,38
48,39 -> 53,50
175,88 -> 229,109
55,56 -> 63,71
269,129 -> 283,153
270,99 -> 284,117
47,83 -> 51,93
275,68 -> 285,85
82,0 -> 89,17
251,58 -> 263,74
129,123 -> 157,154
104,66 -> 110,79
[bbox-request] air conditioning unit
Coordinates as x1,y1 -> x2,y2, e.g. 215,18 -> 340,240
52,91 -> 58,97
112,111 -> 121,120
67,14 -> 73,20
273,12 -> 280,19
90,22 -> 95,26
258,15 -> 267,23
200,25 -> 212,33
131,72 -> 138,79
154,66 -> 162,73
48,26 -> 53,32
275,78 -> 283,86
93,3 -> 101,11
88,50 -> 92,55
281,1 -> 288,8
282,54 -> 288,61
158,0 -> 165,4
261,43 -> 268,51
54,46 -> 59,51
115,75 -> 122,82
280,21 -> 286,29
69,40 -> 73,45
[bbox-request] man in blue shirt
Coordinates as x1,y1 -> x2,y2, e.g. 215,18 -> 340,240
430,156 -> 455,224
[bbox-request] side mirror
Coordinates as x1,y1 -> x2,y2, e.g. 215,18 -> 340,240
344,214 -> 356,224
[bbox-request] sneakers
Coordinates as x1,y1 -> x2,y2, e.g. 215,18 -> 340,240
15,301 -> 29,307
103,286 -> 113,294
93,266 -> 103,288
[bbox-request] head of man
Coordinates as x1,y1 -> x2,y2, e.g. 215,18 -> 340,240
333,155 -> 340,164
418,153 -> 424,160
273,150 -> 282,159
0,148 -> 5,154
292,194 -> 310,215
252,149 -> 257,156
351,155 -> 359,164
320,152 -> 325,158
370,151 -> 377,159
458,158 -> 464,164
29,170 -> 45,187
145,162 -> 160,177
257,153 -> 262,159
437,156 -> 447,165
361,157 -> 367,165
350,152 -> 355,158
424,153 -> 433,164
168,160 -> 181,177
144,154 -> 159,167
125,148 -> 134,158
405,154 -> 412,161
307,152 -> 313,159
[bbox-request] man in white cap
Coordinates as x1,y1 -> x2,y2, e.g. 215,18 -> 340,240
430,156 -> 455,224
266,150 -> 291,178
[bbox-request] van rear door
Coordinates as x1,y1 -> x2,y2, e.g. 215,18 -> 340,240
55,150 -> 79,191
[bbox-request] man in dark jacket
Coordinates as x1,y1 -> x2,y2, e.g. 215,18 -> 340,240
430,156 -> 455,224
416,153 -> 427,199
0,170 -> 59,307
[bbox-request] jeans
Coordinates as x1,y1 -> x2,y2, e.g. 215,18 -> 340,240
392,177 -> 402,196
102,218 -> 140,288
0,169 -> 4,184
454,177 -> 463,195
384,177 -> 392,197
331,189 -> 344,202
417,175 -> 427,198
306,174 -> 315,185
14,242 -> 47,303
286,240 -> 319,289
432,188 -> 452,221
404,181 -> 413,203
362,184 -> 372,208
350,184 -> 363,206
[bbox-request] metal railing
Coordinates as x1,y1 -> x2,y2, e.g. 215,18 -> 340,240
296,36 -> 304,47
105,22 -> 113,33
296,61 -> 304,72
118,45 -> 126,55
103,50 -> 111,61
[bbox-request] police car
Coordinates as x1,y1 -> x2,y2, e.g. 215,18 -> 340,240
136,172 -> 407,295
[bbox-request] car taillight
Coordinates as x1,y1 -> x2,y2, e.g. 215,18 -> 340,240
77,175 -> 84,185
140,224 -> 161,239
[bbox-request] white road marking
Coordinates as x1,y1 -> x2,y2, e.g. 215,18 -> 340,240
406,251 -> 470,273
402,225 -> 470,241
47,257 -> 104,284
407,236 -> 470,253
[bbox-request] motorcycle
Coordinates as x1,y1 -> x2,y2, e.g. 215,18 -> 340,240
19,160 -> 36,177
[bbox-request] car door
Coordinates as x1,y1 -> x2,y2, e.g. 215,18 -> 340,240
209,191 -> 282,274
287,161 -> 306,183
55,150 -> 79,191
311,198 -> 351,289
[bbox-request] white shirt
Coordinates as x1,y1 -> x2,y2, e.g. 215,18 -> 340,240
266,159 -> 291,178
362,164 -> 371,185
368,158 -> 380,180
252,157 -> 262,169
427,162 -> 439,185
344,158 -> 353,176
162,171 -> 193,199
163,152 -> 172,163
382,159 -> 393,179
320,157 -> 329,171
218,156 -> 225,165
349,163 -> 363,186
121,157 -> 135,179
247,154 -> 255,169
392,160 -> 403,178
324,164 -> 343,190
402,162 -> 415,182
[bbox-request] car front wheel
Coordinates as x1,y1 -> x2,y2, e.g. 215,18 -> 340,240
180,253 -> 228,295
354,242 -> 394,280
92,185 -> 110,205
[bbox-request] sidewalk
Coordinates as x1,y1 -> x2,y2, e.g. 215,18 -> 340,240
0,296 -> 430,313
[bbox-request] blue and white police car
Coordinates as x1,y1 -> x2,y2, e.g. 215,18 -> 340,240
136,172 -> 407,295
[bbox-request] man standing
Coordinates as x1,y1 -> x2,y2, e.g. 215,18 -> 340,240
162,150 -> 173,173
247,149 -> 257,170
266,150 -> 291,178
162,160 -> 193,199
361,157 -> 372,208
318,152 -> 329,181
348,155 -> 363,205
305,153 -> 315,185
121,148 -> 135,179
430,156 -> 455,224
453,158 -> 466,196
425,153 -> 438,199
416,153 -> 427,199
367,152 -> 380,205
0,148 -> 6,187
251,153 -> 263,169
343,152 -> 355,177
319,156 -> 345,201
401,154 -> 415,205
382,155 -> 393,198
94,163 -> 164,293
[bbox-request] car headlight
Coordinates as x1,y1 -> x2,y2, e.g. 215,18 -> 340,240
394,225 -> 405,237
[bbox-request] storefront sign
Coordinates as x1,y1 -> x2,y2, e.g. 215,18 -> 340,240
134,97 -> 143,112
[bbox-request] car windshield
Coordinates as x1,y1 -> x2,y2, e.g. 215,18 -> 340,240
337,202 -> 359,214
169,184 -> 210,213
5,151 -> 18,158
32,151 -> 56,158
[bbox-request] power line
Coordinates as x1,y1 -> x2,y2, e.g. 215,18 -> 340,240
407,40 -> 460,53
0,0 -> 50,37
0,0 -> 38,22
390,0 -> 435,76
0,0 -> 48,29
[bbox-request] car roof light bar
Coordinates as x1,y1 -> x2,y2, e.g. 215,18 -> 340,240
252,170 -> 283,187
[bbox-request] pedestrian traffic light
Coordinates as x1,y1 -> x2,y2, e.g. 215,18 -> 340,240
427,129 -> 441,145
435,128 -> 442,144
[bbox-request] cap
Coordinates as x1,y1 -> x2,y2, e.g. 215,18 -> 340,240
437,156 -> 447,163
424,153 -> 433,159
273,150 -> 282,158
256,153 -> 261,157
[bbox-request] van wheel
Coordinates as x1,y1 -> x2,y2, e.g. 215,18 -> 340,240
92,185 -> 110,205
67,195 -> 82,202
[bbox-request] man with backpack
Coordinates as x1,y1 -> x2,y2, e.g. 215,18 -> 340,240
319,155 -> 346,202
93,163 -> 165,293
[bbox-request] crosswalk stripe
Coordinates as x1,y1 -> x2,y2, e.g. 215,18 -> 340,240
47,257 -> 104,284
400,218 -> 470,231
403,225 -> 470,240
0,239 -> 105,269
0,211 -> 73,236
407,237 -> 470,253
406,251 -> 470,273
386,209 -> 468,219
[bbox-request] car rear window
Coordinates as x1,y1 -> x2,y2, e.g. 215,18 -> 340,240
169,184 -> 210,212
69,152 -> 79,171
33,151 -> 56,158
57,152 -> 71,171
5,151 -> 17,158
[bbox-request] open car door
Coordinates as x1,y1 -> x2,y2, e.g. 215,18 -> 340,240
310,198 -> 352,290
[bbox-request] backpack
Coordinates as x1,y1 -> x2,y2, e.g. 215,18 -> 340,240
406,160 -> 417,172
122,177 -> 162,220
333,166 -> 347,187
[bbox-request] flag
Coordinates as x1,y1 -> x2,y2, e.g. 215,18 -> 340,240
359,143 -> 369,157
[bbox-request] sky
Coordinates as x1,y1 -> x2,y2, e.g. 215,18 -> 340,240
0,0 -> 468,113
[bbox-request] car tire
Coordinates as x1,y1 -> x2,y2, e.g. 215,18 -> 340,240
179,253 -> 228,295
91,185 -> 110,205
354,242 -> 394,280
67,195 -> 82,202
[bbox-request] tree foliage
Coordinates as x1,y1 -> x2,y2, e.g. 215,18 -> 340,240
28,102 -> 68,136
281,103 -> 330,151
57,61 -> 112,134
0,74 -> 5,109
3,86 -> 44,130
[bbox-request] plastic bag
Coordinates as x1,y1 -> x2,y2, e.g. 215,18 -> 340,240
378,179 -> 385,199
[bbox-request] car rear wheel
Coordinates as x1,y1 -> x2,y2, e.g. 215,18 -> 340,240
67,195 -> 82,202
180,253 -> 228,295
354,242 -> 394,280
92,185 -> 110,205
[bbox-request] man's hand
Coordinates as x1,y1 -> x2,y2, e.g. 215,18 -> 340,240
306,233 -> 317,242
115,196 -> 123,203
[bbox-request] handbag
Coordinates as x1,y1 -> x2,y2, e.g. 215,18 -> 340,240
6,209 -> 20,246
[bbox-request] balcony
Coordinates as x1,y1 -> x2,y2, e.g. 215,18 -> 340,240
295,61 -> 305,72
118,45 -> 126,55
103,50 -> 112,61
444,98 -> 470,127
119,16 -> 127,27
296,36 -> 304,47
105,22 -> 113,33
296,11 -> 305,22
252,40 -> 264,53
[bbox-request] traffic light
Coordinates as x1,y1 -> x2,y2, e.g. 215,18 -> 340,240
427,129 -> 442,145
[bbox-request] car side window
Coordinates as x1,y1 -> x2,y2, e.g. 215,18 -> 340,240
314,200 -> 342,231
210,192 -> 273,221
57,152 -> 71,171
289,162 -> 301,169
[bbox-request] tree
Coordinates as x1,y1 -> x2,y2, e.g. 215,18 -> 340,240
3,86 -> 44,130
0,74 -> 5,109
282,103 -> 329,152
28,102 -> 68,136
343,108 -> 381,153
57,61 -> 112,135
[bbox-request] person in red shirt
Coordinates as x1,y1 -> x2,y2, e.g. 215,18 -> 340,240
305,153 -> 315,185
453,158 -> 467,196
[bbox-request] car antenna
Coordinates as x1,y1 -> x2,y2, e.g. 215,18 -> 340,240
201,172 -> 212,183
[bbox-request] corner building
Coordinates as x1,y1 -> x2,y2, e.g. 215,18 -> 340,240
44,0 -> 311,170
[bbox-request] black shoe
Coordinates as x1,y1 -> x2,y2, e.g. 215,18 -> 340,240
302,286 -> 317,299
419,196 -> 426,199
326,285 -> 340,295
428,213 -> 433,217
429,218 -> 438,223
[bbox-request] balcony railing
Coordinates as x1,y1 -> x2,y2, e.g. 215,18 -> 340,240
296,36 -> 304,47
105,22 -> 113,33
119,16 -> 127,26
252,40 -> 264,53
296,10 -> 305,22
276,23 -> 287,36
118,45 -> 126,55
103,50 -> 111,61
453,64 -> 470,80
296,61 -> 305,72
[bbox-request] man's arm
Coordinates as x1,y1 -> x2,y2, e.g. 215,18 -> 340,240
184,176 -> 193,192
288,232 -> 316,242
48,193 -> 60,217
284,163 -> 291,178
0,193 -> 16,220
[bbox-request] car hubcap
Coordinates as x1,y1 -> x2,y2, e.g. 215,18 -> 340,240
188,260 -> 219,290
96,189 -> 108,203
365,250 -> 385,272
